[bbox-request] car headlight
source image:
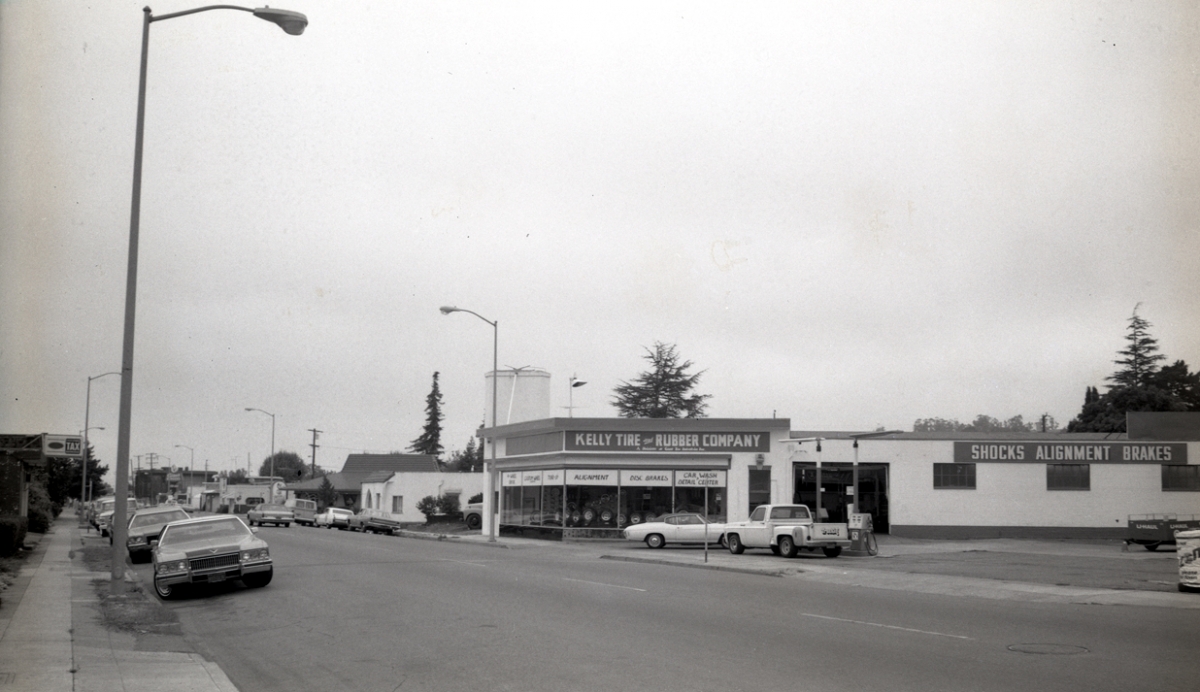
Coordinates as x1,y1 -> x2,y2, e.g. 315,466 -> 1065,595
241,548 -> 270,562
157,560 -> 188,575
128,536 -> 147,546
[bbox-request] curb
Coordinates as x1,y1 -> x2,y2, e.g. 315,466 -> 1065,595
394,530 -> 512,548
601,554 -> 791,578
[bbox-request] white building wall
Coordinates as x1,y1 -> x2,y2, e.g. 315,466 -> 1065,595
877,440 -> 1200,529
360,472 -> 485,524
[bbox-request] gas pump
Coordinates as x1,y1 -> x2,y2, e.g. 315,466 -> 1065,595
849,513 -> 878,556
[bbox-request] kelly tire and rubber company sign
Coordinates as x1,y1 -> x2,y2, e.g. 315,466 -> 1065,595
566,431 -> 770,453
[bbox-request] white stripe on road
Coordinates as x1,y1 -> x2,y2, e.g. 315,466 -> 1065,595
564,578 -> 647,592
801,612 -> 972,640
440,559 -> 490,567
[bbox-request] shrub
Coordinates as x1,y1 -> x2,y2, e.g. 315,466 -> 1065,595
27,483 -> 54,534
0,517 -> 28,557
416,495 -> 439,522
468,493 -> 483,504
436,494 -> 460,516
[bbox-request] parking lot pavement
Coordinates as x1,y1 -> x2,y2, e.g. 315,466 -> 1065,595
402,528 -> 1198,608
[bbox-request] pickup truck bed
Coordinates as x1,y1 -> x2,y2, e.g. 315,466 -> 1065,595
722,504 -> 850,558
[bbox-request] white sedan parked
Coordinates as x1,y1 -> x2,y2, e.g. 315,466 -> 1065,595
622,513 -> 726,548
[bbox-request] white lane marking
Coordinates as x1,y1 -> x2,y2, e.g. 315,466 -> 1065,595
564,578 -> 647,592
801,613 -> 972,640
440,559 -> 490,567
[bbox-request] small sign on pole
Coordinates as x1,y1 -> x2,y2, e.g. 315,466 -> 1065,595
43,434 -> 83,458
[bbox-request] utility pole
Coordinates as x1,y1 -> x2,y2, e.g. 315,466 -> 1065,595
308,428 -> 322,479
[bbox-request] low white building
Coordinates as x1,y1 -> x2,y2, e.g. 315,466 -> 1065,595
359,471 -> 485,524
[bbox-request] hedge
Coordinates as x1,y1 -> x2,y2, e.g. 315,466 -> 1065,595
0,517 -> 29,557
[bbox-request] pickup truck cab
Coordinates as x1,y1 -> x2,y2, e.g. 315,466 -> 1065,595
722,504 -> 850,558
462,502 -> 483,530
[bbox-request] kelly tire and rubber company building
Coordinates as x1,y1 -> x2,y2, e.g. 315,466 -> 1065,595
476,414 -> 1198,540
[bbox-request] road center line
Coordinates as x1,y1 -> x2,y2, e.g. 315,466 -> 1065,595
564,578 -> 647,592
800,613 -> 972,640
440,559 -> 490,567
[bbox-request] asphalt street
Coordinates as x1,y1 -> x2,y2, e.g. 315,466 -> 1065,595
126,525 -> 1199,692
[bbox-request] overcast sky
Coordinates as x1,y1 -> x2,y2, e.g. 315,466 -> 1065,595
2,1 -> 1197,485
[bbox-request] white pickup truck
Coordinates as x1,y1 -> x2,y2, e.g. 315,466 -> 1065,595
721,504 -> 850,558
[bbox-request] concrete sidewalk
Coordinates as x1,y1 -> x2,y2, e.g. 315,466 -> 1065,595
0,517 -> 238,692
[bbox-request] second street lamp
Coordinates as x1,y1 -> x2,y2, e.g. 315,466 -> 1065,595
439,305 -> 498,543
111,4 -> 307,589
245,408 -> 276,494
83,371 -> 120,511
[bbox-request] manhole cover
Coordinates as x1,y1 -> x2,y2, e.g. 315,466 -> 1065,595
1007,643 -> 1089,655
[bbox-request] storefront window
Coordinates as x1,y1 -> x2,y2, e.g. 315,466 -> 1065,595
621,487 -> 673,526
564,469 -> 619,528
501,484 -> 521,524
673,487 -> 726,522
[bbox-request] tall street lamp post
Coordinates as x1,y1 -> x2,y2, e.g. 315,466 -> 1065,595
111,4 -> 307,590
245,408 -> 276,492
174,444 -> 195,469
439,306 -> 498,543
83,371 -> 120,513
79,426 -> 106,512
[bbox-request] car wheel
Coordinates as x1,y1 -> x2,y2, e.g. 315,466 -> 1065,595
727,533 -> 744,555
154,579 -> 177,600
283,523 -> 290,528
466,514 -> 482,530
778,536 -> 798,558
822,546 -> 842,558
242,568 -> 273,589
645,534 -> 665,549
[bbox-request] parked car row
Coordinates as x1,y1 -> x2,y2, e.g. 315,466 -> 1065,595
622,504 -> 851,559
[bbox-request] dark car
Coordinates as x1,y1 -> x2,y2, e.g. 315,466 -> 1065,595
246,503 -> 294,527
152,515 -> 272,599
348,508 -> 404,534
126,505 -> 191,562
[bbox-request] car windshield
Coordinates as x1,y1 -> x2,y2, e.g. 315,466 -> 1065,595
130,509 -> 189,528
160,518 -> 250,546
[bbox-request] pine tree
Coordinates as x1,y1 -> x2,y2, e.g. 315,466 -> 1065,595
1069,308 -> 1189,432
612,342 -> 711,418
1107,307 -> 1166,388
409,372 -> 445,457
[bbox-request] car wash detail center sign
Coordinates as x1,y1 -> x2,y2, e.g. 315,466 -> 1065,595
566,431 -> 769,453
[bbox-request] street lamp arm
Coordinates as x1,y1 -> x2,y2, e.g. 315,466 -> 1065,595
150,5 -> 308,35
439,306 -> 496,327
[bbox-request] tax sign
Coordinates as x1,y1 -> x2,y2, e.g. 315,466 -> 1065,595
43,434 -> 83,458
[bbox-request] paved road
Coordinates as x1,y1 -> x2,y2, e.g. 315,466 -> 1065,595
131,526 -> 1199,692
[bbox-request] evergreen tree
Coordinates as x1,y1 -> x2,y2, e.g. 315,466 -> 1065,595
316,476 -> 337,510
1069,309 -> 1192,432
612,342 -> 711,418
409,371 -> 445,457
445,436 -> 483,472
1107,308 -> 1166,388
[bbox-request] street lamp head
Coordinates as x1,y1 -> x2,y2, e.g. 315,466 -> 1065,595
439,306 -> 458,315
571,379 -> 587,388
253,7 -> 308,35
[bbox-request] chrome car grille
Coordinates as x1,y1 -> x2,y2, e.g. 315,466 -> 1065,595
190,553 -> 240,572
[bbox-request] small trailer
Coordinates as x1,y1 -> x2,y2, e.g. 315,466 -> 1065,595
1126,514 -> 1200,551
